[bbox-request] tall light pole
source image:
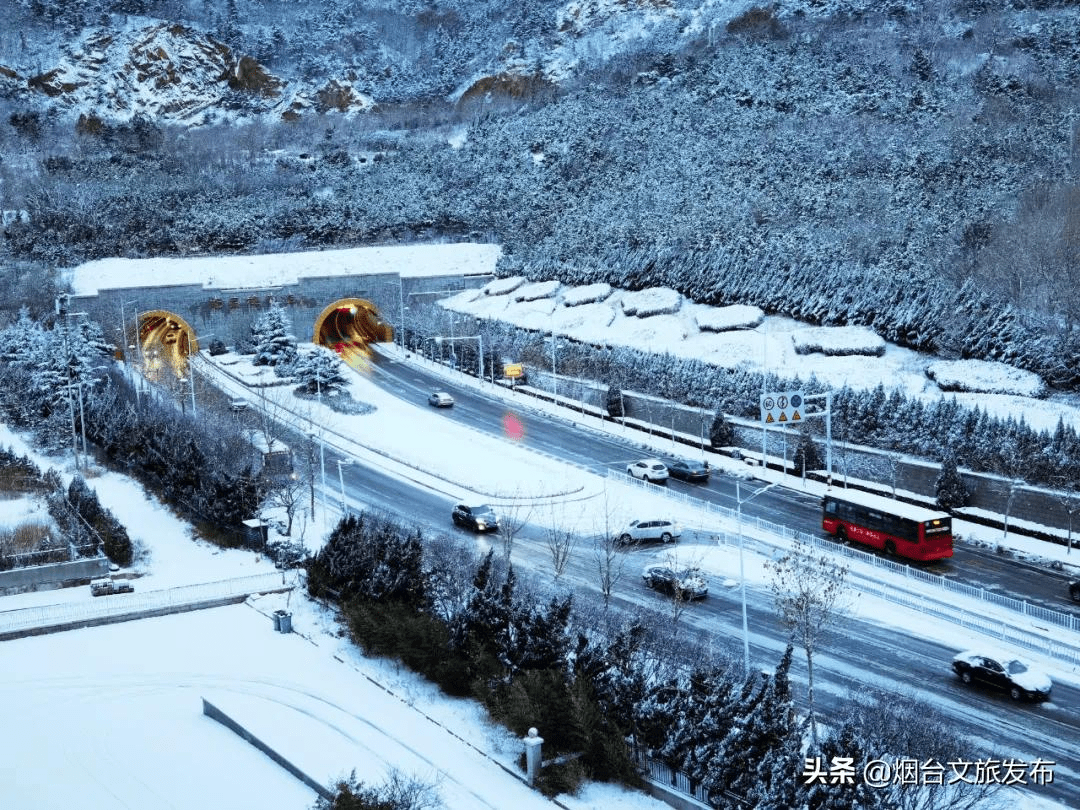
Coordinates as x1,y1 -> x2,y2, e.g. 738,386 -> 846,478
398,277 -> 406,352
120,299 -> 140,407
550,295 -> 564,400
734,478 -> 780,674
336,459 -> 352,516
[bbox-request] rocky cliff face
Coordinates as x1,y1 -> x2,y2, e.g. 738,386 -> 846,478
0,22 -> 373,125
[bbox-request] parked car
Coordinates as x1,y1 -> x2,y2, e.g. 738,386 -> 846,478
1070,580 -> 1080,602
452,503 -> 499,532
615,519 -> 682,545
627,459 -> 669,483
642,564 -> 708,600
661,456 -> 710,483
90,580 -> 134,597
951,649 -> 1052,702
229,398 -> 249,412
428,391 -> 454,408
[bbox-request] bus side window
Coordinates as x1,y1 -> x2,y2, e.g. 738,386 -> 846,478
825,501 -> 838,515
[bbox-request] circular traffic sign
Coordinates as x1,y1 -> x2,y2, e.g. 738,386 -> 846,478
763,397 -> 775,410
791,393 -> 803,408
777,396 -> 788,409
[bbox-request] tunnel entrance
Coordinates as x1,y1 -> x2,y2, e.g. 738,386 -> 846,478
312,299 -> 392,369
137,311 -> 199,381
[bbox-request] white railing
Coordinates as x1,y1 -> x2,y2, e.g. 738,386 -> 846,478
0,571 -> 294,636
608,471 -> 1080,663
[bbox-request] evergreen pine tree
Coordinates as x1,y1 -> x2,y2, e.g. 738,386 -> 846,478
293,345 -> 348,394
793,427 -> 823,474
605,385 -> 624,418
709,408 -> 734,447
935,450 -> 969,511
251,304 -> 298,368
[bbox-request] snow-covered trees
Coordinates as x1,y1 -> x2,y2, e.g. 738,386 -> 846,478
709,409 -> 735,448
292,345 -> 348,395
793,428 -> 824,477
935,451 -> 969,512
767,538 -> 849,750
250,303 -> 298,370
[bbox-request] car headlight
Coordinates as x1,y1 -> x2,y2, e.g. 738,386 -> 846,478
476,520 -> 487,529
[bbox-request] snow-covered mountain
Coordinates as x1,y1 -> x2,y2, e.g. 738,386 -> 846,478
0,20 -> 378,125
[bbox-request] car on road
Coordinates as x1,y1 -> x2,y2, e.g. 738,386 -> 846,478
1070,580 -> 1080,602
428,391 -> 454,408
90,580 -> 135,597
642,564 -> 708,600
615,519 -> 682,545
229,398 -> 250,412
627,459 -> 669,483
951,649 -> 1052,702
661,456 -> 710,483
452,503 -> 499,532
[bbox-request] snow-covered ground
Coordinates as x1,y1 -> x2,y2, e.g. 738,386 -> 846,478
0,351 -> 1074,808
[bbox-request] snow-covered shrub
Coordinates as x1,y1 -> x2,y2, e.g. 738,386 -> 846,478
694,305 -> 764,332
483,276 -> 525,296
512,279 -> 560,302
563,282 -> 612,306
620,287 -> 682,317
926,360 -> 1046,398
251,304 -> 298,368
292,345 -> 348,394
207,338 -> 228,356
791,327 -> 886,357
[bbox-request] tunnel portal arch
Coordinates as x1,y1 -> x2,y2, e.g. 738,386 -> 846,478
137,310 -> 199,379
312,299 -> 392,368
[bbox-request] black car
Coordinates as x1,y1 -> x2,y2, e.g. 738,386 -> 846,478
641,565 -> 708,600
661,457 -> 710,483
1070,580 -> 1080,602
451,503 -> 500,532
951,650 -> 1052,702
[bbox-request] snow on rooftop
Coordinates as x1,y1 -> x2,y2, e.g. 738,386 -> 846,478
65,243 -> 502,296
823,487 -> 950,524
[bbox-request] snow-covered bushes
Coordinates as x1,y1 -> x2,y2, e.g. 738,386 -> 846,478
562,282 -> 612,306
620,287 -> 682,317
927,360 -> 1046,398
483,276 -> 525,296
694,305 -> 764,332
791,327 -> 886,357
512,279 -> 560,302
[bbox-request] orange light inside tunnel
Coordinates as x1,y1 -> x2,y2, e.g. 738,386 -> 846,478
316,301 -> 389,372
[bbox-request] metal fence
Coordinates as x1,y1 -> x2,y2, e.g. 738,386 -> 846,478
608,471 -> 1080,662
632,746 -> 713,807
0,571 -> 295,637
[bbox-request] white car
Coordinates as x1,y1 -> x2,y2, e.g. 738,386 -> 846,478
615,519 -> 682,545
428,391 -> 454,408
642,564 -> 708,600
627,459 -> 669,483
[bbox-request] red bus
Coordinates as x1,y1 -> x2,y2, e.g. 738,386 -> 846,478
822,490 -> 953,562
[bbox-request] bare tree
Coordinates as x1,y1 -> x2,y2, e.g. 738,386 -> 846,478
265,470 -> 306,536
654,545 -> 706,636
1054,481 -> 1080,554
544,500 -> 578,580
591,485 -> 628,608
767,537 -> 850,750
495,489 -> 533,561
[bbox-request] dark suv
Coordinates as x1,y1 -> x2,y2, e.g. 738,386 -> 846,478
452,504 -> 500,532
1070,580 -> 1080,602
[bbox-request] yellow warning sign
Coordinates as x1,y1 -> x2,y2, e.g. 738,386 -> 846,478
765,413 -> 774,424
791,411 -> 801,421
778,412 -> 787,422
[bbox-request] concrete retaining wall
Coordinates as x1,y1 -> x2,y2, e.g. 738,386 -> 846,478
0,556 -> 109,595
202,698 -> 333,800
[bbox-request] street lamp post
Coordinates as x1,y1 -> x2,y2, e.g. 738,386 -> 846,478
120,299 -> 141,407
336,459 -> 352,516
734,478 -> 780,674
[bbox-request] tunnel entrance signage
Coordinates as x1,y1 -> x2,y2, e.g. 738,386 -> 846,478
760,391 -> 803,424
